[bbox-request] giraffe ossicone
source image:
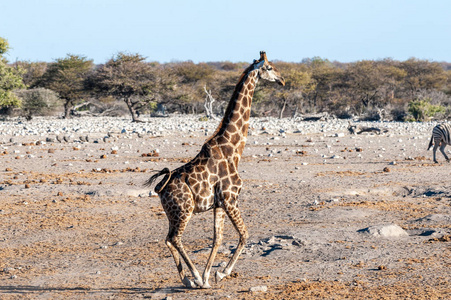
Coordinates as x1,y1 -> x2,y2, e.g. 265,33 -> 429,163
145,51 -> 284,289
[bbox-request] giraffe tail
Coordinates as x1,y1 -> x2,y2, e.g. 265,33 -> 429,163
427,134 -> 434,150
144,168 -> 171,193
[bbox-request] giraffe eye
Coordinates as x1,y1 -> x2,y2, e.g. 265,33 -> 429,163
267,66 -> 273,71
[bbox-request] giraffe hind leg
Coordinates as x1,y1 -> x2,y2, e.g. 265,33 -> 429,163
165,239 -> 196,288
216,201 -> 249,283
164,195 -> 203,288
166,220 -> 204,288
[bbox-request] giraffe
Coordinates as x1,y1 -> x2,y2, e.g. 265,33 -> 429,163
145,51 -> 285,289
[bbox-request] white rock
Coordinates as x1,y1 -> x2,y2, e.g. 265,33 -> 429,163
125,189 -> 148,197
359,224 -> 408,237
249,286 -> 268,293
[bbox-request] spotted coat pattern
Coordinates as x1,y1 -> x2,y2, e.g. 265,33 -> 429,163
145,51 -> 285,288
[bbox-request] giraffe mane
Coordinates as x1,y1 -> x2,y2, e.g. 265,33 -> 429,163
206,63 -> 257,143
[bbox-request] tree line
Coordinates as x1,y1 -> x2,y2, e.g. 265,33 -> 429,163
1,37 -> 450,122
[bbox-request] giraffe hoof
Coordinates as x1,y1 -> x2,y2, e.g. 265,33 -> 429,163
215,271 -> 227,283
201,282 -> 212,289
194,278 -> 204,288
182,276 -> 197,288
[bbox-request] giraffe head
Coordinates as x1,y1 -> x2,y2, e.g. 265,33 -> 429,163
253,51 -> 285,86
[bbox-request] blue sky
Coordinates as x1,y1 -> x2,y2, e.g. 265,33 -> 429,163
1,0 -> 450,64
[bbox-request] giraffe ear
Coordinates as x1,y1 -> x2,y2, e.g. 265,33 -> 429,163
255,60 -> 265,69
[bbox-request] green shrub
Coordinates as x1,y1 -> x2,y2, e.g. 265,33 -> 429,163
15,88 -> 61,116
407,98 -> 445,121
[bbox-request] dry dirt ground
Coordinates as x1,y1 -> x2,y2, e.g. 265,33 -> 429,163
0,118 -> 450,299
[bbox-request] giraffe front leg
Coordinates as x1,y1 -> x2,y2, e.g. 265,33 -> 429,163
201,207 -> 226,288
216,203 -> 248,283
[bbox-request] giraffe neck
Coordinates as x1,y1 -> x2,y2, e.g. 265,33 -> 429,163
209,68 -> 259,159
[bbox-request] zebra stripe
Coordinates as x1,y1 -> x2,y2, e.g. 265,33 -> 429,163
428,123 -> 451,163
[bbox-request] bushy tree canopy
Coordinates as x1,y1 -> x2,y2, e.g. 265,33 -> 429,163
88,52 -> 157,122
0,37 -> 25,111
2,43 -> 450,122
36,54 -> 94,118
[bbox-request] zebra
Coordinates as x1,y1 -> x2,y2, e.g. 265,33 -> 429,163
427,123 -> 451,163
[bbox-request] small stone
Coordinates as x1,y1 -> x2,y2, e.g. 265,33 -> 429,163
249,285 -> 268,293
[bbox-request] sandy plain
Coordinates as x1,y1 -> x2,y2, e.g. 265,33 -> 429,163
0,116 -> 450,299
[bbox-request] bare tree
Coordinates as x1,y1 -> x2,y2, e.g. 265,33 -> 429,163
203,86 -> 221,121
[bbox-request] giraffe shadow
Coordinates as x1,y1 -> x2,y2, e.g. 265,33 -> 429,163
0,285 -> 153,296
